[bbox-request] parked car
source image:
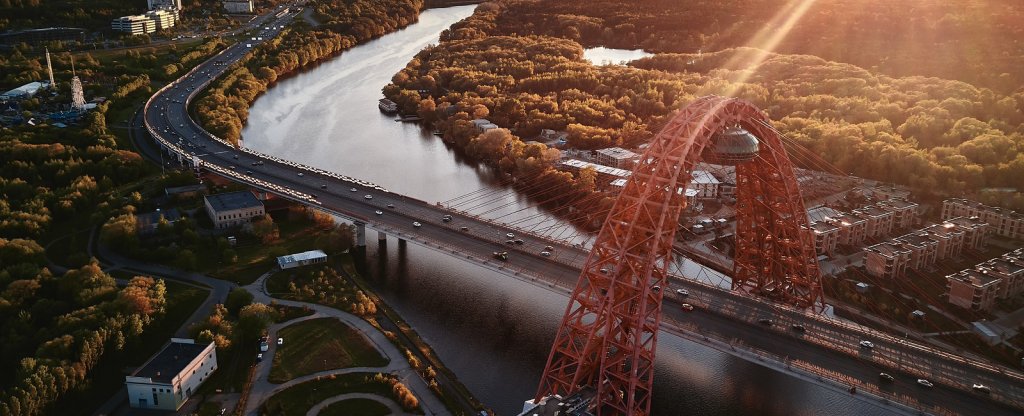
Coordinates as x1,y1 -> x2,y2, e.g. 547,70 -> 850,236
277,338 -> 284,346
256,353 -> 263,363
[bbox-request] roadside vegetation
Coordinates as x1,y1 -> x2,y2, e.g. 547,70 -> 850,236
268,317 -> 388,384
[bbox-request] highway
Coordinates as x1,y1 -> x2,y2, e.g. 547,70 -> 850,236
141,8 -> 1024,415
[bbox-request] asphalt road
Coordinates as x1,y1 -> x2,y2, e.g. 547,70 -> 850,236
139,8 -> 1024,415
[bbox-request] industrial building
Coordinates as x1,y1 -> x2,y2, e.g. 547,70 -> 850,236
125,338 -> 217,411
277,249 -> 328,269
204,190 -> 265,229
0,81 -> 49,101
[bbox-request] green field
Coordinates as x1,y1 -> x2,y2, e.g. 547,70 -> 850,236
268,318 -> 389,384
318,398 -> 391,416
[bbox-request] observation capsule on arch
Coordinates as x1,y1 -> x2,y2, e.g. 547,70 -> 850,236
704,125 -> 760,165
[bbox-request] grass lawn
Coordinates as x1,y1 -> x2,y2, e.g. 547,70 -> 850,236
318,398 -> 391,416
59,279 -> 208,416
260,373 -> 412,416
268,318 -> 388,384
198,346 -> 255,394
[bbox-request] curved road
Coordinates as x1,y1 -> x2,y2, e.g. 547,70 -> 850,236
140,8 -> 1024,415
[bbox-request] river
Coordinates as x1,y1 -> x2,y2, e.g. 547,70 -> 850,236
241,5 -> 893,415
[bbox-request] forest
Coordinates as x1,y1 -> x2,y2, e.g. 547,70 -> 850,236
381,0 -> 1024,206
0,39 -> 227,415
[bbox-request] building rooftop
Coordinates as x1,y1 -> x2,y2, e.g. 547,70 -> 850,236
810,221 -> 839,233
132,339 -> 211,384
560,159 -> 632,178
895,233 -> 935,248
806,206 -> 842,223
983,258 -> 1024,276
690,170 -> 721,185
949,269 -> 1001,288
204,191 -> 262,212
833,212 -> 866,226
946,198 -> 1024,220
595,147 -> 639,160
945,216 -> 988,230
880,198 -> 918,209
922,222 -> 964,237
866,241 -> 910,258
276,249 -> 327,266
855,205 -> 892,218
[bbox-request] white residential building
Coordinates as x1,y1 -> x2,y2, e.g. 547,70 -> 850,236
126,339 -> 217,411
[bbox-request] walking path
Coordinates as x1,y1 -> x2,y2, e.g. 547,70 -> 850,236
305,392 -> 409,416
242,270 -> 451,416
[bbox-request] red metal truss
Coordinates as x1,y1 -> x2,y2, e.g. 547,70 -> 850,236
535,96 -> 823,415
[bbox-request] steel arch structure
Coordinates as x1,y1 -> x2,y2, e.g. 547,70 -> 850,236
535,96 -> 823,415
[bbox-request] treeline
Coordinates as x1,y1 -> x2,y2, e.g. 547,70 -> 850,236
194,0 -> 424,145
385,2 -> 1024,200
0,242 -> 167,416
480,0 -> 1024,92
0,0 -> 143,31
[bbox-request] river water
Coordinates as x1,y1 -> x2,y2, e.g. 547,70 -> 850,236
241,5 -> 892,415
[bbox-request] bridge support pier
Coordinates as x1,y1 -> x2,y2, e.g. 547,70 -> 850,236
378,231 -> 387,244
355,221 -> 366,247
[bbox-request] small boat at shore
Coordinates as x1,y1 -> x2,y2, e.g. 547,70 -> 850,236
378,98 -> 398,113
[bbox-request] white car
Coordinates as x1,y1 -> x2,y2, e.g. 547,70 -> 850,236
364,194 -> 372,199
506,232 -> 515,239
350,187 -> 357,192
277,337 -> 283,345
540,250 -> 551,257
859,340 -> 874,349
676,289 -> 689,296
916,379 -> 933,388
297,172 -> 303,176
375,210 -> 383,215
413,221 -> 422,227
972,383 -> 991,394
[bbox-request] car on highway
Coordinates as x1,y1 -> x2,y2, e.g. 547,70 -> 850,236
350,187 -> 357,192
246,170 -> 252,174
790,324 -> 806,332
676,288 -> 689,296
320,184 -> 327,189
972,384 -> 991,394
375,210 -> 383,215
506,232 -> 515,239
233,154 -> 239,159
513,239 -> 524,245
442,215 -> 452,222
540,250 -> 551,257
681,303 -> 694,311
387,204 -> 395,208
859,340 -> 875,349
460,226 -> 469,231
364,194 -> 372,199
879,373 -> 895,383
757,318 -> 773,326
297,172 -> 303,176
493,251 -> 509,261
916,379 -> 933,388
413,221 -> 422,227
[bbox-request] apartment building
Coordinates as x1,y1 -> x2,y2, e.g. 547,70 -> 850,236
865,241 -> 912,279
942,198 -> 1024,240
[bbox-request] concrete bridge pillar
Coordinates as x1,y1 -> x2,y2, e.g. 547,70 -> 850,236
378,231 -> 387,242
355,221 -> 366,247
